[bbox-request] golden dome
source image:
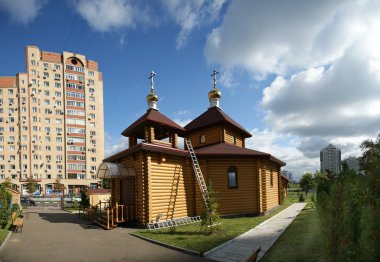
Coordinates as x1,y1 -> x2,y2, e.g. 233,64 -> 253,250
146,90 -> 158,102
208,87 -> 221,100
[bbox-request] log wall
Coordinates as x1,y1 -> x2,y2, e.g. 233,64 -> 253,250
148,153 -> 195,222
188,125 -> 222,148
195,158 -> 258,216
224,126 -> 244,147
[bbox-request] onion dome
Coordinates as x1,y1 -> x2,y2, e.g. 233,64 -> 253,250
208,87 -> 221,100
146,90 -> 158,103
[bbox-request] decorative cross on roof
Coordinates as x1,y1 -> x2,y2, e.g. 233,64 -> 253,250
211,69 -> 219,88
149,71 -> 156,91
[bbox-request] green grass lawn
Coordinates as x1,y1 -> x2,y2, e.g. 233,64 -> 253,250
135,191 -> 301,254
0,222 -> 12,246
261,194 -> 326,262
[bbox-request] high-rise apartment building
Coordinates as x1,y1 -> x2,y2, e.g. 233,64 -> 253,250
0,46 -> 104,195
342,156 -> 360,172
320,144 -> 341,174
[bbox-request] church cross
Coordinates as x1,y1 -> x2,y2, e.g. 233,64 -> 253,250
211,69 -> 219,88
149,71 -> 156,91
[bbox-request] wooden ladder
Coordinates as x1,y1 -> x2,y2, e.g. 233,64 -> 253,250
185,138 -> 210,212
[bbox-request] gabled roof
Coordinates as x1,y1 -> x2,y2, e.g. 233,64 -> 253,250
184,107 -> 252,137
121,109 -> 185,138
194,142 -> 285,166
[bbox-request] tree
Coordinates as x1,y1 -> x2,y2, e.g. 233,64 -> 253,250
299,173 -> 314,195
80,189 -> 90,208
200,180 -> 222,233
1,177 -> 12,189
101,178 -> 111,189
26,176 -> 38,195
359,133 -> 380,260
0,185 -> 11,227
54,179 -> 65,194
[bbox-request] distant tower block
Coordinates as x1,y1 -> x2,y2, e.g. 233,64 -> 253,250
208,69 -> 221,108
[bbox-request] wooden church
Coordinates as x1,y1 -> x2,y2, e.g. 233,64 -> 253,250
98,71 -> 285,226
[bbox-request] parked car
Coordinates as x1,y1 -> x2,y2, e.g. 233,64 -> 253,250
64,193 -> 81,202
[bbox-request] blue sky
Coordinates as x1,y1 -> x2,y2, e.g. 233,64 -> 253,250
1,0 -> 380,180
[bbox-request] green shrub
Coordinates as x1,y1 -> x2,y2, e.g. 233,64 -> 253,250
298,193 -> 305,202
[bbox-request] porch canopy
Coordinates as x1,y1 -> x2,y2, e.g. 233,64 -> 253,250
96,162 -> 136,179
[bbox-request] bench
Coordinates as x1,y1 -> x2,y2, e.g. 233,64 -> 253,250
12,212 -> 24,233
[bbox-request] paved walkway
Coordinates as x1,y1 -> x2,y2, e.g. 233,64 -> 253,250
0,208 -> 210,262
204,203 -> 307,262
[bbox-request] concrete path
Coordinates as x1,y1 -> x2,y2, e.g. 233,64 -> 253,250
204,203 -> 307,262
0,208 -> 210,262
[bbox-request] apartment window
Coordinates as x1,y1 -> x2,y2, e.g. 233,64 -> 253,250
55,109 -> 63,115
21,145 -> 27,150
55,119 -> 62,124
57,174 -> 63,179
33,155 -> 38,160
9,155 -> 16,160
32,79 -> 37,85
33,164 -> 38,169
22,126 -> 28,131
57,155 -> 63,161
44,90 -> 50,96
56,146 -> 62,151
55,83 -> 61,88
89,113 -> 95,119
21,107 -> 27,112
54,64 -> 60,70
0,118 -> 2,123
88,71 -> 94,76
56,137 -> 62,142
45,146 -> 51,151
89,97 -> 95,102
90,105 -> 95,110
8,117 -> 14,123
90,139 -> 96,145
22,135 -> 27,141
8,98 -> 14,104
9,127 -> 15,132
9,145 -> 15,151
32,116 -> 38,122
55,91 -> 61,97
65,65 -> 84,72
54,74 -> 60,79
90,131 -> 96,136
90,122 -> 95,127
32,126 -> 38,132
23,155 -> 28,160
0,155 -> 4,160
46,174 -> 51,179
88,79 -> 95,85
91,166 -> 97,171
45,136 -> 51,142
31,70 -> 36,75
57,165 -> 63,170
43,63 -> 48,69
8,89 -> 14,94
91,157 -> 96,162
45,127 -> 51,133
31,60 -> 35,66
227,166 -> 238,189
44,99 -> 50,105
45,118 -> 50,124
56,128 -> 62,134
32,98 -> 37,103
43,72 -> 49,78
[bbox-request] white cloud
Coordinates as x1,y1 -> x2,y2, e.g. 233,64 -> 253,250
204,0 -> 380,174
73,0 -> 150,32
205,0 -> 379,77
162,0 -> 226,49
104,132 -> 129,157
0,0 -> 47,24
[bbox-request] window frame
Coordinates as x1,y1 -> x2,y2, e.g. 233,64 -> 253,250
227,166 -> 238,189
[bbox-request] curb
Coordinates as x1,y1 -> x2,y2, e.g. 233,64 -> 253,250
130,233 -> 203,257
0,231 -> 12,252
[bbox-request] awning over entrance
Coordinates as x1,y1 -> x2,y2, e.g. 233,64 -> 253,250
96,162 -> 136,179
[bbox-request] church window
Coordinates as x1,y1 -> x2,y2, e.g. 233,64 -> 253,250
232,135 -> 236,145
200,134 -> 205,144
227,166 -> 237,189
